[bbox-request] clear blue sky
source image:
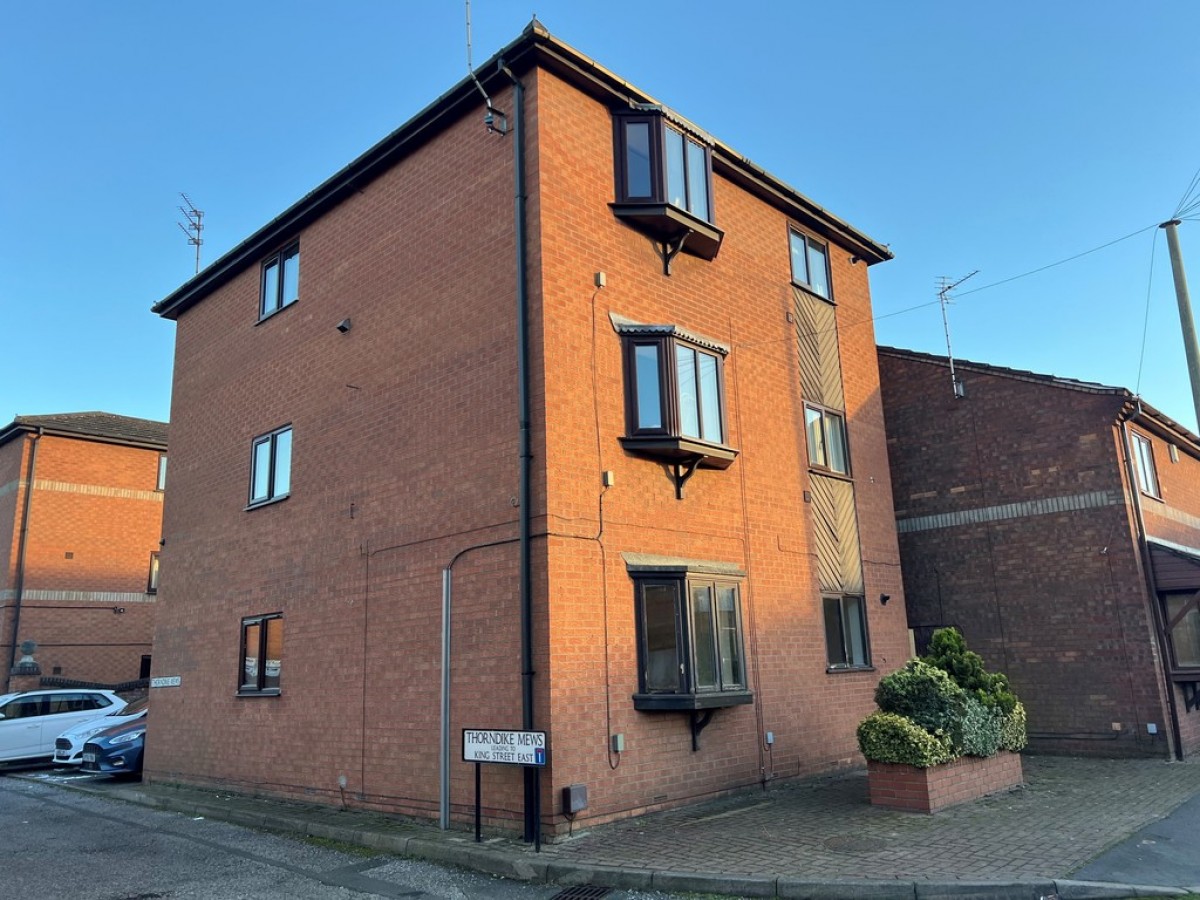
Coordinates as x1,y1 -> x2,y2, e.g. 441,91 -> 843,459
4,1 -> 1199,432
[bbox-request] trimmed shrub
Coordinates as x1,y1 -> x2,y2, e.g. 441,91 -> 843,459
857,712 -> 955,768
923,627 -> 1017,715
959,696 -> 1003,757
999,701 -> 1028,752
874,659 -> 967,737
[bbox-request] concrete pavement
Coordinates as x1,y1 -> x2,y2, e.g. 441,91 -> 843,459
18,755 -> 1200,899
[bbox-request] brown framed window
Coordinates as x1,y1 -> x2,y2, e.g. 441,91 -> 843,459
789,228 -> 831,300
824,594 -> 870,669
156,454 -> 167,491
1132,432 -> 1161,499
239,613 -> 283,696
632,571 -> 750,711
805,404 -> 850,475
248,425 -> 292,507
259,243 -> 300,320
1165,592 -> 1200,670
147,552 -> 160,594
614,110 -> 713,223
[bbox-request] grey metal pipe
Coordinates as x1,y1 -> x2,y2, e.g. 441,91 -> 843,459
1160,220 -> 1200,433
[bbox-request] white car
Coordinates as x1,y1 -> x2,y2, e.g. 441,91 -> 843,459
0,689 -> 126,764
54,696 -> 147,765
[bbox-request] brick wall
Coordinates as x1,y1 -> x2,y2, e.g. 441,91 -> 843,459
0,432 -> 161,686
879,350 -> 1175,758
148,59 -> 907,835
867,752 -> 1023,813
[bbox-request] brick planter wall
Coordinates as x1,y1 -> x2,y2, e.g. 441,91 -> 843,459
867,752 -> 1024,813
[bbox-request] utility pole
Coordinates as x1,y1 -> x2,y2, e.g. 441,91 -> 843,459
1160,219 -> 1200,432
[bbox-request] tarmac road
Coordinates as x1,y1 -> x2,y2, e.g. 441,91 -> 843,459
1072,791 -> 1200,888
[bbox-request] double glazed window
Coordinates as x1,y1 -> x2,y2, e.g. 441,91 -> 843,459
1132,432 -> 1161,499
805,405 -> 849,475
1166,592 -> 1200,669
631,339 -> 726,444
249,425 -> 292,507
147,552 -> 160,594
824,594 -> 870,669
633,572 -> 750,709
239,613 -> 283,695
259,243 -> 300,320
789,229 -> 831,300
156,454 -> 167,491
616,111 -> 713,224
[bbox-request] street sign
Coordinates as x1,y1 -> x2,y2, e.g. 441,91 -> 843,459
150,676 -> 181,688
462,728 -> 547,766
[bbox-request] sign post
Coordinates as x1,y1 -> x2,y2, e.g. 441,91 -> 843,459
462,729 -> 547,847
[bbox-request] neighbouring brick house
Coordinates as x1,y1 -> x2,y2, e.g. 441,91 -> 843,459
148,22 -> 908,838
879,346 -> 1200,760
1,412 -> 167,690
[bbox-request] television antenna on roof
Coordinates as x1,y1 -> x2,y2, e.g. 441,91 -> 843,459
936,270 -> 978,399
177,193 -> 204,275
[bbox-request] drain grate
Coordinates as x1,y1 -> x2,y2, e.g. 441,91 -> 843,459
548,887 -> 612,900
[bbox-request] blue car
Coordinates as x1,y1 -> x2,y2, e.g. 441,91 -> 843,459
80,714 -> 146,777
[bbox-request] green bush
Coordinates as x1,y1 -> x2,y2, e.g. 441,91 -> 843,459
874,659 -> 967,736
958,696 -> 1003,757
857,712 -> 955,768
999,701 -> 1028,752
923,628 -> 1017,715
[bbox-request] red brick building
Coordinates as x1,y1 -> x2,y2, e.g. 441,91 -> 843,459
1,413 -> 167,690
878,346 -> 1200,760
148,23 -> 908,838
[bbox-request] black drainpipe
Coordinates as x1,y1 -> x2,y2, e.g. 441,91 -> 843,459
497,60 -> 539,848
6,427 -> 43,691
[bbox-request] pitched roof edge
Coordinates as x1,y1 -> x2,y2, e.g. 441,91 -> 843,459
0,414 -> 168,451
153,23 -> 891,320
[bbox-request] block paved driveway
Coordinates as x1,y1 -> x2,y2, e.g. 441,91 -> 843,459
529,756 -> 1200,881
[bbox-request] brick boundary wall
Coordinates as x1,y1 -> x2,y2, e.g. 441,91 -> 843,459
867,752 -> 1024,813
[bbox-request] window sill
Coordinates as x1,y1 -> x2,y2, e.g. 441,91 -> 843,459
633,690 -> 752,711
621,435 -> 738,469
236,688 -> 281,698
245,493 -> 290,512
610,202 -> 724,260
826,665 -> 875,675
791,280 -> 834,303
256,299 -> 297,326
1140,490 -> 1164,503
808,466 -> 853,482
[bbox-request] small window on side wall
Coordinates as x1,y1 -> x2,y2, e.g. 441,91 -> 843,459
824,594 -> 870,669
239,613 -> 283,695
147,552 -> 160,594
156,454 -> 167,491
1132,432 -> 1161,499
789,229 -> 831,300
249,425 -> 292,507
259,243 -> 300,320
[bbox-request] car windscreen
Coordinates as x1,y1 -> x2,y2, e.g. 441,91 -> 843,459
112,697 -> 148,716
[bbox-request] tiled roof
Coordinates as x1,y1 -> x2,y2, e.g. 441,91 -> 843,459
1,412 -> 168,449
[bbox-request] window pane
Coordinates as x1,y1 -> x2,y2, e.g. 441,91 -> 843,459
625,121 -> 652,198
157,455 -> 167,490
643,584 -> 680,692
241,622 -> 261,690
263,617 -> 283,690
148,553 -> 160,592
789,231 -> 808,285
1168,594 -> 1200,667
281,246 -> 300,307
261,259 -> 279,316
826,411 -> 848,474
805,407 -> 826,467
634,344 -> 663,430
665,128 -> 686,209
823,596 -> 847,665
806,240 -> 830,299
676,345 -> 700,438
716,585 -> 743,688
273,429 -> 292,497
251,438 -> 272,502
844,595 -> 867,665
691,584 -> 718,691
686,139 -> 709,221
1135,435 -> 1159,496
698,352 -> 722,443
